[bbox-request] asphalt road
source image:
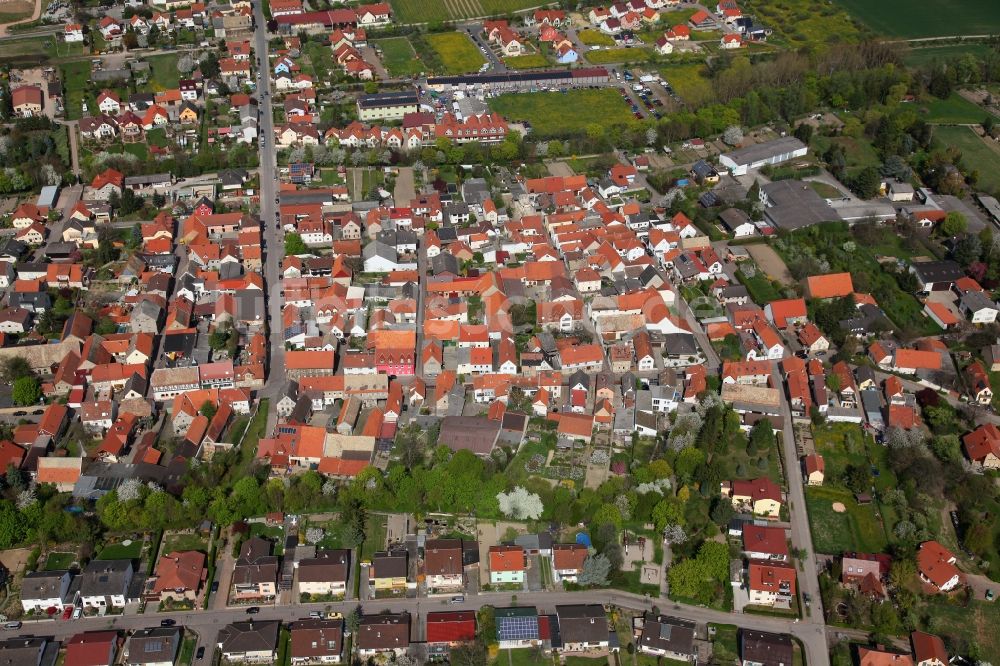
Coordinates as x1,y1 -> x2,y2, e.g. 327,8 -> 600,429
772,360 -> 826,633
251,0 -> 287,431
8,588 -> 830,665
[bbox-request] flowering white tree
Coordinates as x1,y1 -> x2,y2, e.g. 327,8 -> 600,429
497,487 -> 544,520
16,486 -> 36,510
635,478 -> 672,495
722,125 -> 743,146
663,524 -> 687,545
118,477 -> 143,502
305,528 -> 325,545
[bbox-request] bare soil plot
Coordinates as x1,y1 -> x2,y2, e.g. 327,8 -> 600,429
745,244 -> 794,286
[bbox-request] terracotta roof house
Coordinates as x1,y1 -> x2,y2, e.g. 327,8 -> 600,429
916,541 -> 961,593
551,543 -> 588,583
748,560 -> 796,608
150,550 -> 206,602
723,477 -> 782,517
963,423 -> 1000,470
803,453 -> 824,485
804,272 -> 853,299
64,631 -> 119,666
911,631 -> 948,666
426,611 -> 476,649
858,647 -> 914,666
488,545 -> 525,585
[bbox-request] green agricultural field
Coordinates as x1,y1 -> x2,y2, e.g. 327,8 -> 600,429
479,0 -> 546,15
424,32 -> 485,74
577,29 -> 615,47
586,47 -> 653,65
505,53 -> 549,69
919,93 -> 999,125
390,0 -> 545,23
659,63 -> 715,106
805,486 -> 888,555
904,43 -> 994,68
389,0 -> 450,23
374,37 -> 424,77
834,0 -> 1000,38
934,126 -> 1000,195
488,88 -> 638,137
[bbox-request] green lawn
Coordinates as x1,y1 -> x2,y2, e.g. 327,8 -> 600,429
488,88 -> 638,137
904,43 -> 995,67
805,486 -> 888,555
61,60 -> 92,120
44,552 -> 77,571
504,53 -> 549,69
124,143 -> 149,161
374,37 -> 424,77
811,134 -> 881,177
360,514 -> 388,561
577,29 -> 615,47
934,125 -> 1000,195
919,597 -> 1000,659
563,658 -> 608,666
919,93 -> 999,125
709,624 -> 739,665
178,636 -> 196,665
834,0 -> 1000,37
808,181 -> 845,199
161,532 -> 210,554
98,539 -> 144,560
493,649 -> 555,666
659,63 -> 715,106
425,32 -> 485,74
146,53 -> 181,91
737,268 -> 783,303
304,41 -> 335,82
586,47 -> 654,65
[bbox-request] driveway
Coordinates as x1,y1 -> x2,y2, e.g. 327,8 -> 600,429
393,167 -> 416,204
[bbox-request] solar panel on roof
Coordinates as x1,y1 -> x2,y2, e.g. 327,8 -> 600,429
498,616 -> 538,641
145,640 -> 163,652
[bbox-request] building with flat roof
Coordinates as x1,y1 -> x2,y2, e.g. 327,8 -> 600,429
426,67 -> 610,92
719,136 -> 807,176
759,180 -> 838,230
357,90 -> 419,122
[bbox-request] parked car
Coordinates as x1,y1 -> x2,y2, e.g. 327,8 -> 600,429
196,647 -> 206,659
4,622 -> 21,630
160,619 -> 176,627
246,607 -> 260,615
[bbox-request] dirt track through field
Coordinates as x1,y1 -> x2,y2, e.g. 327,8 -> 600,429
0,0 -> 42,36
